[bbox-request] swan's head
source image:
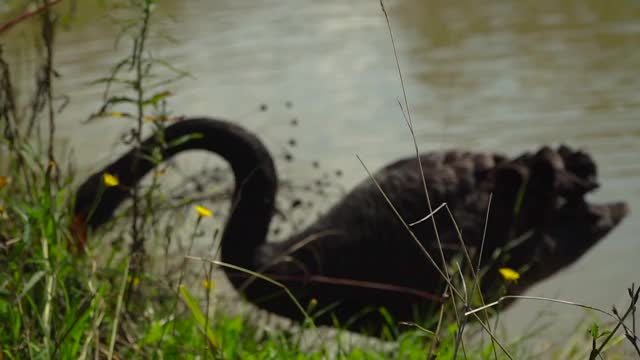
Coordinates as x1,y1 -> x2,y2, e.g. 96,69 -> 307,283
69,171 -> 130,253
69,212 -> 88,253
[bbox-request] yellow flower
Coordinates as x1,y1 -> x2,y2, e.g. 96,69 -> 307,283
203,279 -> 215,290
195,205 -> 213,217
103,173 -> 119,187
308,298 -> 318,310
127,275 -> 140,287
106,111 -> 127,118
0,204 -> 5,214
0,176 -> 10,189
499,267 -> 520,282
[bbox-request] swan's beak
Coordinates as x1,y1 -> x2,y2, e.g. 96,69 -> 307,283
69,213 -> 88,253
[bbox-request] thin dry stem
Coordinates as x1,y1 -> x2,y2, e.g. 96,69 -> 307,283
0,0 -> 63,35
184,256 -> 314,327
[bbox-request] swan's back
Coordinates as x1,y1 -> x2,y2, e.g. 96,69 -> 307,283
286,150 -> 507,283
255,145 -> 627,328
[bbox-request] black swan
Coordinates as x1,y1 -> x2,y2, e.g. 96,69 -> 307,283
71,117 -> 628,333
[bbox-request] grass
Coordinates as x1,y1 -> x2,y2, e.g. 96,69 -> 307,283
1,0 -> 638,359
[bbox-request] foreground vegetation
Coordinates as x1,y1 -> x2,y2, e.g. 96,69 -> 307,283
1,1 -> 638,358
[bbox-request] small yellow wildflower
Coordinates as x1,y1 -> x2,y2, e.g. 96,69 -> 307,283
143,115 -> 172,122
127,275 -> 141,287
0,176 -> 10,189
0,204 -> 5,214
195,205 -> 213,217
308,298 -> 318,310
499,267 -> 520,282
103,173 -> 119,187
203,279 -> 215,290
106,111 -> 127,118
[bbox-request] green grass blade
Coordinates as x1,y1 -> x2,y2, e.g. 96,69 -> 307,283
179,284 -> 221,350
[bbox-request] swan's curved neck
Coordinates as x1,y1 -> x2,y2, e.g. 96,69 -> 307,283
74,117 -> 277,269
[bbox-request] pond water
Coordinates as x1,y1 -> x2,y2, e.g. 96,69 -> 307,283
3,0 -> 639,340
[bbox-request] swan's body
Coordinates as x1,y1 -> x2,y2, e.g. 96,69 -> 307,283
72,117 -> 628,333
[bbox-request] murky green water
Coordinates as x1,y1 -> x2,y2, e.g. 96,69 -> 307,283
3,0 -> 639,339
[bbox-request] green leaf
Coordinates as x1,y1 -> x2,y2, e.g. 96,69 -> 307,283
143,91 -> 173,106
179,285 -> 221,349
17,271 -> 46,302
600,334 -> 626,352
103,96 -> 137,106
598,330 -> 611,339
167,133 -> 204,148
142,321 -> 166,344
